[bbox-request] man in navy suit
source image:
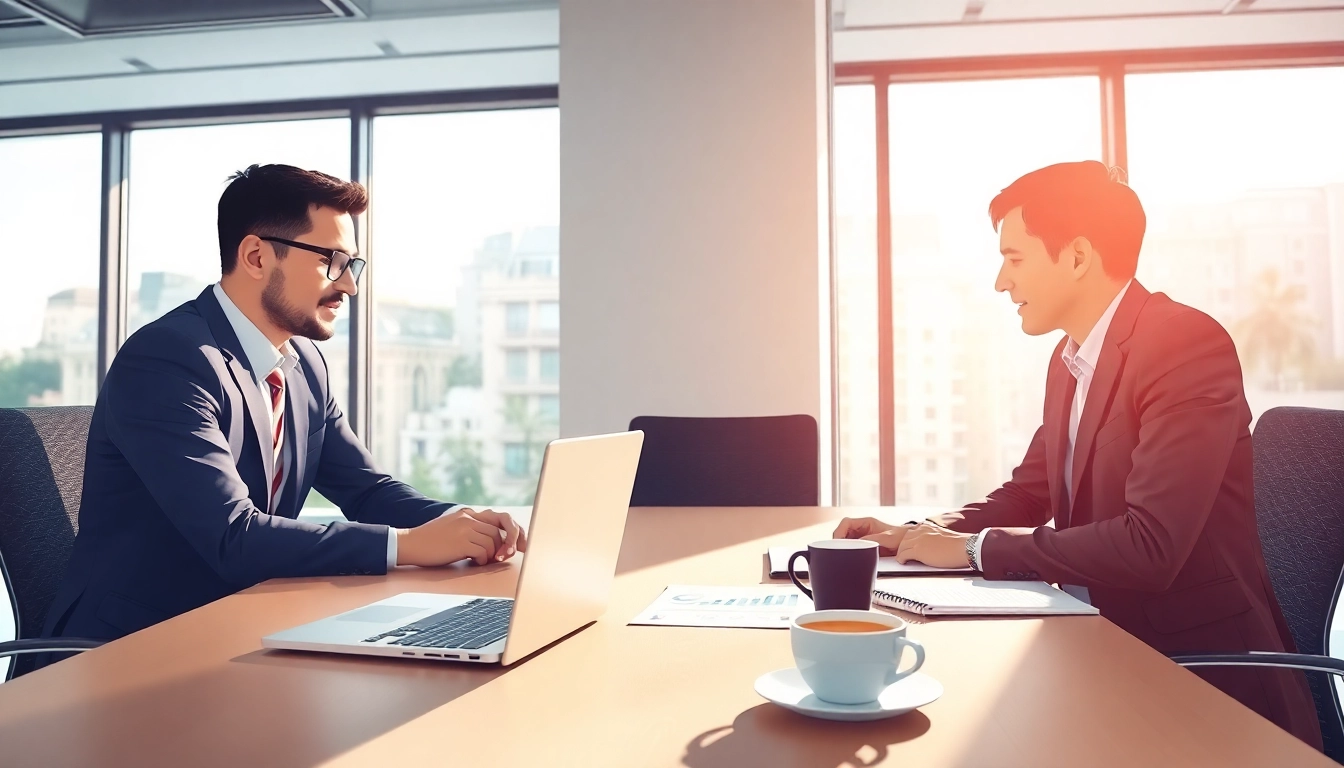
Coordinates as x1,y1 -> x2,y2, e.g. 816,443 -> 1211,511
44,164 -> 526,644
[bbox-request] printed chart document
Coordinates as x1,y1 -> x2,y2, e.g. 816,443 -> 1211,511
767,546 -> 973,577
631,585 -> 814,629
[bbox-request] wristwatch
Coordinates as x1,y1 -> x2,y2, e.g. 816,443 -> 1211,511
965,531 -> 982,571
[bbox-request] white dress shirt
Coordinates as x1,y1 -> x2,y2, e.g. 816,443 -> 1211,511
212,284 -> 297,511
1062,280 -> 1133,502
213,284 -> 409,568
971,280 -> 1134,590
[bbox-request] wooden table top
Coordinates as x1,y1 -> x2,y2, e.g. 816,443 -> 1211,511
0,506 -> 1330,768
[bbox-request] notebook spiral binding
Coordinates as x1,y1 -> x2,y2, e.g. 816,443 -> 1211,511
872,588 -> 929,615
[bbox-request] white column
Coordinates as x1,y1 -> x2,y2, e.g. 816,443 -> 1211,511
559,0 -> 834,501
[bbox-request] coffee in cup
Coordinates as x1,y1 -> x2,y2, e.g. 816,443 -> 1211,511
790,609 -> 925,704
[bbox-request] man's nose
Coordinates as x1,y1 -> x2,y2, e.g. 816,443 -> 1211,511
994,264 -> 1012,293
334,267 -> 359,297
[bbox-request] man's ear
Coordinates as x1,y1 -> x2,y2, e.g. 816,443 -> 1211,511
1069,236 -> 1096,273
237,235 -> 267,280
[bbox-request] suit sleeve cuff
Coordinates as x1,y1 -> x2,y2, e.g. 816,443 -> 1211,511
971,529 -> 989,571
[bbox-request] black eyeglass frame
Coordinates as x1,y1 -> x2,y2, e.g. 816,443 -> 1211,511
260,236 -> 366,283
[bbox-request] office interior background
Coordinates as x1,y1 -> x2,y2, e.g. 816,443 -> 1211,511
0,0 -> 1341,672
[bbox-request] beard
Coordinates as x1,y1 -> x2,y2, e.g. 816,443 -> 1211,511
261,267 -> 338,341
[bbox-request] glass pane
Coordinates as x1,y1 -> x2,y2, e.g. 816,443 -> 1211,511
0,134 -> 102,407
888,77 -> 1102,508
834,84 -> 881,505
538,394 -> 560,423
1127,67 -> 1344,416
371,108 -> 559,507
538,301 -> 559,334
506,302 -> 529,336
126,119 -> 352,413
506,350 -> 528,382
540,349 -> 559,383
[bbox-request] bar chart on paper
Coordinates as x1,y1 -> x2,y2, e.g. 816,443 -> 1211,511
630,585 -> 813,629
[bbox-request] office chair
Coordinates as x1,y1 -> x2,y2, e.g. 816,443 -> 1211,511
0,407 -> 104,681
627,415 -> 818,506
1169,406 -> 1344,762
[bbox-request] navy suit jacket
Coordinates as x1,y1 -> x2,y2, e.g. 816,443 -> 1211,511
44,287 -> 455,641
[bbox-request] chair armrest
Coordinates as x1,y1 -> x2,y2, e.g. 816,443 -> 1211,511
1170,651 -> 1344,677
0,638 -> 105,659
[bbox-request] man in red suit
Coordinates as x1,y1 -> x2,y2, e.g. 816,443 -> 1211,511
836,160 -> 1322,749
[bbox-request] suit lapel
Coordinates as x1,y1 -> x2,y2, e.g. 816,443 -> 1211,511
1046,352 -> 1075,527
1067,281 -> 1151,508
196,287 -> 277,513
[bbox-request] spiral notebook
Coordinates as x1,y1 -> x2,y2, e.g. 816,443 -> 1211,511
872,577 -> 1099,616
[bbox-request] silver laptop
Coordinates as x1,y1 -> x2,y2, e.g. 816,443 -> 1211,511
262,430 -> 644,666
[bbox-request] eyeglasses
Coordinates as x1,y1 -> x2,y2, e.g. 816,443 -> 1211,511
260,236 -> 366,284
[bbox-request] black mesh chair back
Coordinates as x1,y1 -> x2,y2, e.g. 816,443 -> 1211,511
0,406 -> 91,678
1253,406 -> 1344,759
627,415 -> 818,507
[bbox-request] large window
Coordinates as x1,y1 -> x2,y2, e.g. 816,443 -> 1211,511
0,133 -> 102,407
126,118 -> 352,408
0,92 -> 557,528
837,77 -> 1102,508
1127,67 -> 1344,419
837,62 -> 1344,514
371,107 -> 559,507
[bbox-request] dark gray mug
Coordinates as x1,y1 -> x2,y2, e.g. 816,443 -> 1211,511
787,539 -> 879,610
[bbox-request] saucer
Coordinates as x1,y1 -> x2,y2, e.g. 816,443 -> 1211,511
753,667 -> 942,722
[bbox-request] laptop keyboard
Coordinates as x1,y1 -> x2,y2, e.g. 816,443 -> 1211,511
362,598 -> 514,650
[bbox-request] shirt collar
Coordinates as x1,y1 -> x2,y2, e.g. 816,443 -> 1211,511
212,282 -> 297,382
1061,279 -> 1133,377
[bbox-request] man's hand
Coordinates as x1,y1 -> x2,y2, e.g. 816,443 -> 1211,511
894,522 -> 972,568
396,508 -> 528,567
462,507 -> 528,558
832,516 -> 915,556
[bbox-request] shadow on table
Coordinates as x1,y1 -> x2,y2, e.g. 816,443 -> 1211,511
682,703 -> 931,768
616,507 -> 847,576
242,559 -> 516,595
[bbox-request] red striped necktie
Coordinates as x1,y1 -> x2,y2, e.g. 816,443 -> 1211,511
265,369 -> 285,503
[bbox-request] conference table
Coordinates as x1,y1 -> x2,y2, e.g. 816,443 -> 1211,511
0,506 -> 1331,767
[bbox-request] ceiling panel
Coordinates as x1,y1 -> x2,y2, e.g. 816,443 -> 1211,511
844,0 -> 970,27
4,0 -> 372,36
980,0 -> 1230,22
1250,0 -> 1344,9
368,0 -> 553,16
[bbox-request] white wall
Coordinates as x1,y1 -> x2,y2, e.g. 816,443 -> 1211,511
559,0 -> 835,501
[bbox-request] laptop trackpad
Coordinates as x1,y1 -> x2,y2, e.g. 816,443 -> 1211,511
337,605 -> 425,623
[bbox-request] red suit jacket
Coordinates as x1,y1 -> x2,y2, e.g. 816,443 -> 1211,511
929,281 -> 1322,749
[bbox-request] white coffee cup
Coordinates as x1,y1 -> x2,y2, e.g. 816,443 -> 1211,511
790,609 -> 926,705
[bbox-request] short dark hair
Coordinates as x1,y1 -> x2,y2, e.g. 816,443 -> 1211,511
217,164 -> 368,274
988,160 -> 1146,280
